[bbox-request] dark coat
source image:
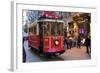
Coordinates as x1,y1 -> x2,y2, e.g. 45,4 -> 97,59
85,37 -> 91,46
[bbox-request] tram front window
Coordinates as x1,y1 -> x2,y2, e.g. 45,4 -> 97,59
43,22 -> 63,36
51,22 -> 63,36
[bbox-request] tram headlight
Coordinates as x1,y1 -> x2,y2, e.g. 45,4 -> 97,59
54,40 -> 59,46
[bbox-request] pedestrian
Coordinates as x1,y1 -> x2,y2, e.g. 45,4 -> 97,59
66,38 -> 70,49
69,37 -> 72,49
23,45 -> 26,62
64,38 -> 67,49
22,30 -> 28,62
85,36 -> 91,54
23,37 -> 26,62
75,39 -> 77,47
64,37 -> 70,49
77,36 -> 81,48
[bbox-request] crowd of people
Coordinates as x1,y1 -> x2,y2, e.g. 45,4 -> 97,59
64,36 -> 91,55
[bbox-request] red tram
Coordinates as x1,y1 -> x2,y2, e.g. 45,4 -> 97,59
28,11 -> 65,56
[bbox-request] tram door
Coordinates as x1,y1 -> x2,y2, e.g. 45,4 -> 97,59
39,22 -> 44,53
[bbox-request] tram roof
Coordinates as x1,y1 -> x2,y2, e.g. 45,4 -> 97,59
38,19 -> 64,23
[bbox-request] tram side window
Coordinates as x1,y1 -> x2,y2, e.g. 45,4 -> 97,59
46,24 -> 50,36
29,27 -> 33,35
43,22 -> 50,36
29,25 -> 37,35
59,23 -> 63,35
33,25 -> 37,35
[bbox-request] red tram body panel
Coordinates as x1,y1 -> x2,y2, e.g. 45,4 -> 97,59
28,35 -> 40,49
43,36 -> 64,53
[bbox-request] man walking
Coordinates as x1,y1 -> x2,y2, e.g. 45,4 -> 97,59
85,36 -> 91,54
